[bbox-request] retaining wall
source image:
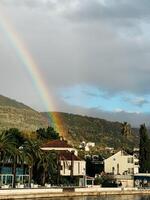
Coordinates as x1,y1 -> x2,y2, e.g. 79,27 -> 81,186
0,187 -> 150,199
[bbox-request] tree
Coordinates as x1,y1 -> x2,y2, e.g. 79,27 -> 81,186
37,151 -> 57,185
0,131 -> 17,174
36,127 -> 59,141
5,128 -> 25,147
36,128 -> 47,140
121,122 -> 132,137
139,124 -> 150,173
46,127 -> 59,140
0,131 -> 16,157
22,140 -> 42,186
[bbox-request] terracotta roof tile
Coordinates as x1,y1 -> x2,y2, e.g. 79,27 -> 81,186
41,140 -> 73,148
59,151 -> 81,161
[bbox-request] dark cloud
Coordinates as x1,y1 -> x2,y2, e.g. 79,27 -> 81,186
0,0 -> 150,126
0,0 -> 53,7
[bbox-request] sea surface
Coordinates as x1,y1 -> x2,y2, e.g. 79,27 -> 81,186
20,195 -> 150,200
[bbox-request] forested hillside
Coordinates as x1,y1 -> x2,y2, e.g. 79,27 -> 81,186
0,95 -> 49,131
42,112 -> 139,149
0,94 -> 139,149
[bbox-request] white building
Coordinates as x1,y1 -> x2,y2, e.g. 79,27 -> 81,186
60,151 -> 86,176
41,139 -> 86,177
79,141 -> 95,152
104,150 -> 139,175
85,142 -> 95,152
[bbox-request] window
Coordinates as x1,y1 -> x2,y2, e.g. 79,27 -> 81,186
127,157 -> 133,163
78,162 -> 80,174
112,167 -> 115,174
117,164 -> 119,174
63,162 -> 65,174
128,168 -> 134,174
134,162 -> 139,165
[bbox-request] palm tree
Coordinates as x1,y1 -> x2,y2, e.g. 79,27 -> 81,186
0,131 -> 16,155
37,151 -> 57,186
121,122 -> 132,138
11,148 -> 22,188
0,131 -> 19,187
22,140 -> 42,187
0,131 -> 16,172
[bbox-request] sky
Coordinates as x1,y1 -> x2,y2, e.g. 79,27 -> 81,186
0,0 -> 150,127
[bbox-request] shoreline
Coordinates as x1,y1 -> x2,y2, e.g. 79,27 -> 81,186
0,187 -> 150,199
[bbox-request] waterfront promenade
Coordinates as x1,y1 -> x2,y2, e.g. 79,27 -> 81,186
0,187 -> 150,199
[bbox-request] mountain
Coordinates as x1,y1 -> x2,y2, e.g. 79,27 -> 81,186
0,94 -> 139,149
0,95 -> 49,131
42,112 -> 139,149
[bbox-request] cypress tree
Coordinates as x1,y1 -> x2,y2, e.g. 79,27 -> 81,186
139,124 -> 149,173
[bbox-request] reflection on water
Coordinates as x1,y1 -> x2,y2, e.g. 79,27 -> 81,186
23,195 -> 150,200
58,196 -> 150,200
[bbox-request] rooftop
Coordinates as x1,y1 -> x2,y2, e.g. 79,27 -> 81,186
41,139 -> 73,148
60,151 -> 81,161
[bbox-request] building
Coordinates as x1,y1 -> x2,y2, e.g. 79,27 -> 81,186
104,150 -> 139,188
134,173 -> 150,187
85,142 -> 95,152
105,147 -> 115,154
41,139 -> 78,155
104,150 -> 139,175
59,151 -> 86,177
85,154 -> 104,177
79,141 -> 95,152
41,139 -> 86,183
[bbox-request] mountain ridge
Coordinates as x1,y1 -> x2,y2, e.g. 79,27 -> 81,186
0,94 -> 139,149
42,111 -> 139,149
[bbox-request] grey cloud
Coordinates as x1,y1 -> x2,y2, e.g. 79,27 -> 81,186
1,1 -> 150,97
0,0 -> 51,7
0,0 -> 150,126
65,0 -> 150,22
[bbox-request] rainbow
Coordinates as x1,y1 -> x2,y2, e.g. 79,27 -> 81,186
0,8 -> 65,136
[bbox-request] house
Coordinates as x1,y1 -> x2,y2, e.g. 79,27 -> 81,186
104,150 -> 139,175
85,142 -> 95,152
41,139 -> 78,156
79,141 -> 95,152
105,147 -> 115,154
41,139 -> 86,183
104,150 -> 139,188
59,151 -> 86,177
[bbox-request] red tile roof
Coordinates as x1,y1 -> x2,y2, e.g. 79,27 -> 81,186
41,139 -> 73,148
59,151 -> 81,161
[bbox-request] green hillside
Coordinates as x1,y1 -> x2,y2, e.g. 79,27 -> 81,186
0,95 -> 49,131
0,95 -> 139,150
42,112 -> 139,149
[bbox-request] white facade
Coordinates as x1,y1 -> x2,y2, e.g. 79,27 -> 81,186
41,140 -> 86,177
60,160 -> 86,176
104,150 -> 139,175
79,141 -> 95,152
85,142 -> 95,152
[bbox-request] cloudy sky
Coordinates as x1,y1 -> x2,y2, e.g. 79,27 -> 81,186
0,0 -> 150,127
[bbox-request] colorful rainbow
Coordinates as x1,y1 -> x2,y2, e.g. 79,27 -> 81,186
0,8 -> 66,136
